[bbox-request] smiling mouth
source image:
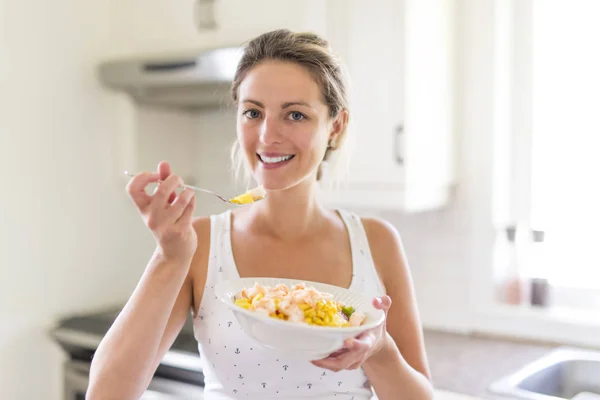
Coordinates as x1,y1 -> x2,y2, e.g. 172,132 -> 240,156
257,154 -> 295,164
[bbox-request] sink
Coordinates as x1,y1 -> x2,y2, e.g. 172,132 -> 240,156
489,347 -> 600,399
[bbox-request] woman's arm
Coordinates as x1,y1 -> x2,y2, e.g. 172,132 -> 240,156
140,217 -> 211,387
87,251 -> 193,399
87,164 -> 209,400
361,217 -> 434,400
87,217 -> 211,400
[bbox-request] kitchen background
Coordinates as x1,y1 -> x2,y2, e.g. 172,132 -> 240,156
1,0 -> 599,399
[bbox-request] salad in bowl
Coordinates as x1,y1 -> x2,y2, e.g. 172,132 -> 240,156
215,277 -> 385,360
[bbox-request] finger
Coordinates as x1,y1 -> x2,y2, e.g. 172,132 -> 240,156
347,332 -> 375,354
152,174 -> 183,208
171,189 -> 195,223
150,184 -> 176,205
312,351 -> 358,371
126,172 -> 160,209
373,295 -> 392,311
167,188 -> 177,205
176,193 -> 196,227
341,332 -> 366,350
310,359 -> 344,372
347,360 -> 362,370
326,348 -> 350,358
157,161 -> 177,204
317,342 -> 362,361
313,346 -> 351,362
158,160 -> 172,181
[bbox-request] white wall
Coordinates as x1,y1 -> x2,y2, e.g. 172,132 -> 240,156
132,105 -> 244,217
0,1 -> 156,399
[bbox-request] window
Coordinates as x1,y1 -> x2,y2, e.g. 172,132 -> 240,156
494,0 -> 600,310
529,0 -> 600,289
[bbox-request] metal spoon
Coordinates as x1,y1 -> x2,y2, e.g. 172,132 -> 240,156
124,171 -> 236,204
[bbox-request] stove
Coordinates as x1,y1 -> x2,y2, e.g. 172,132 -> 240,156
50,306 -> 205,399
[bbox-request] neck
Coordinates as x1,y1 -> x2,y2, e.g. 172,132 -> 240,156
249,179 -> 328,240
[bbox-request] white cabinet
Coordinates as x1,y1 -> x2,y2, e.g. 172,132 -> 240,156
107,0 -> 330,56
321,0 -> 456,212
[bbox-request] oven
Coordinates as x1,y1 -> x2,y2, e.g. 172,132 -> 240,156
63,358 -> 205,400
51,307 -> 205,400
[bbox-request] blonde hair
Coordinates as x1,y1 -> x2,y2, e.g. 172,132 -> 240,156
230,29 -> 352,188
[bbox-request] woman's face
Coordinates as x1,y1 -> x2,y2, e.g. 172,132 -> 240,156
236,60 -> 343,191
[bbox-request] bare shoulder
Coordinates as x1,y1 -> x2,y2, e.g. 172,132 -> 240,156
192,215 -> 212,241
360,216 -> 401,244
190,215 -> 211,269
360,216 -> 407,284
360,215 -> 432,379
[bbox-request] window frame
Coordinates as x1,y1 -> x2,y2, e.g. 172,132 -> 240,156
467,0 -> 600,348
497,0 -> 600,308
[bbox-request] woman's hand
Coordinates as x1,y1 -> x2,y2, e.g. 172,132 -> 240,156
311,295 -> 393,372
126,161 -> 197,265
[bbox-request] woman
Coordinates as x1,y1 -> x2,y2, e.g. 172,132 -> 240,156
88,29 -> 433,400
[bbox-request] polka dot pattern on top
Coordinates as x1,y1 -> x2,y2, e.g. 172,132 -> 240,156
192,209 -> 386,399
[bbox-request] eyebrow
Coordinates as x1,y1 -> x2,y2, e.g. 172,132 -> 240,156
241,99 -> 314,109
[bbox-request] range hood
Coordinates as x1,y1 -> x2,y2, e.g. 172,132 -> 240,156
97,47 -> 243,111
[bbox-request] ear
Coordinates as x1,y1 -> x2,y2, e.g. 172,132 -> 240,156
328,109 -> 348,148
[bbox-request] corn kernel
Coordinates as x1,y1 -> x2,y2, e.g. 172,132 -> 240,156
235,299 -> 251,309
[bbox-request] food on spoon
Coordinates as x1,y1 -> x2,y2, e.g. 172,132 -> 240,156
233,282 -> 366,327
230,185 -> 267,204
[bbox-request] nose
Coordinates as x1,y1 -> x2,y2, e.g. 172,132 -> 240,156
259,116 -> 283,145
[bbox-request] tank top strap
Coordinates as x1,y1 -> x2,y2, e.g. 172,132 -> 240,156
336,209 -> 386,296
208,209 -> 240,282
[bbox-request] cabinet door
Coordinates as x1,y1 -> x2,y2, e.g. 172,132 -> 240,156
108,0 -> 330,56
403,0 -> 455,211
322,0 -> 454,212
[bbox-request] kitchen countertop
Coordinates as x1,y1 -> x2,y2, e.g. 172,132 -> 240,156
423,329 -> 557,399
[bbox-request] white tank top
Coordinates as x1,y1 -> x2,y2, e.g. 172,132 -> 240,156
192,209 -> 385,400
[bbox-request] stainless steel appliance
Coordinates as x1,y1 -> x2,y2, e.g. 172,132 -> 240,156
51,307 -> 205,399
97,46 -> 243,111
63,358 -> 204,400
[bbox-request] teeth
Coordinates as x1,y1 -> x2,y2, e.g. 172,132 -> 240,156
260,155 -> 293,164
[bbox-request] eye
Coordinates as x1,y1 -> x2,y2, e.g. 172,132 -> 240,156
243,109 -> 261,119
287,111 -> 307,121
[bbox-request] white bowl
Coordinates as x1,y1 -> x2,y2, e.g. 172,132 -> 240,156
215,277 -> 385,360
